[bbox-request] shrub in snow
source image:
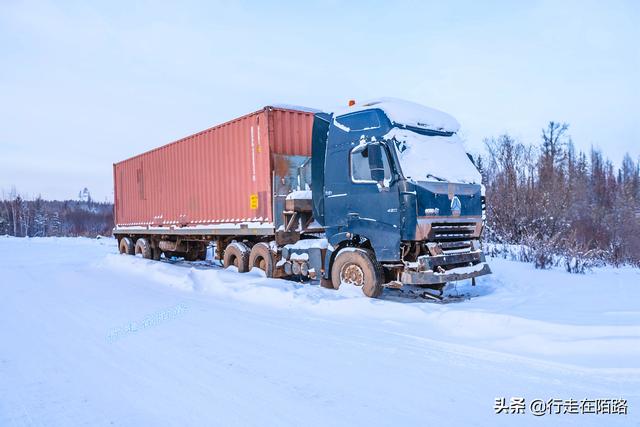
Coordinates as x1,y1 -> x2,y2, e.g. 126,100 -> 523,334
533,248 -> 554,270
521,234 -> 557,270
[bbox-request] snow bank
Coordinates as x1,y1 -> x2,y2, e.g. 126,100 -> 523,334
386,128 -> 482,184
2,237 -> 640,426
95,251 -> 640,369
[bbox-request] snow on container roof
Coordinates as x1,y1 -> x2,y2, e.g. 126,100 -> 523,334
335,97 -> 460,133
269,104 -> 323,114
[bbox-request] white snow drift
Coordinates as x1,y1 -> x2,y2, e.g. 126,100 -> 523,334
0,237 -> 638,426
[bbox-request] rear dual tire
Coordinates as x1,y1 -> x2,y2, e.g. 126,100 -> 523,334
120,237 -> 202,263
223,242 -> 250,273
248,242 -> 275,278
120,237 -> 157,261
119,237 -> 135,255
135,238 -> 152,259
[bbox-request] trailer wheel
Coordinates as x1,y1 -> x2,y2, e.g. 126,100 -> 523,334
223,242 -> 250,273
331,248 -> 384,298
135,238 -> 152,259
248,242 -> 275,277
119,237 -> 134,255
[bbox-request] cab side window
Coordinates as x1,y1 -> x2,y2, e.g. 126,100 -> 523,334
350,144 -> 391,183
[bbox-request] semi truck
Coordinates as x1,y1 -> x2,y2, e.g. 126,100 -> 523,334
113,98 -> 491,298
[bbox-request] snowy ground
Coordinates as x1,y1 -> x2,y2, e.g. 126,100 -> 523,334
1,237 -> 639,426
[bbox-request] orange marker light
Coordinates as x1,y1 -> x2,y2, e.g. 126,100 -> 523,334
348,99 -> 356,107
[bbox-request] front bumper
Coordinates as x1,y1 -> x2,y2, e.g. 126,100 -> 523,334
400,262 -> 492,285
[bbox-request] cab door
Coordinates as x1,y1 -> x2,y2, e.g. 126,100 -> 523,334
344,140 -> 401,261
322,109 -> 402,261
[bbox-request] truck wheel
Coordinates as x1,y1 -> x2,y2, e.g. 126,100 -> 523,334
223,242 -> 250,273
135,238 -> 152,259
151,247 -> 162,261
331,248 -> 384,298
248,242 -> 275,277
119,237 -> 134,255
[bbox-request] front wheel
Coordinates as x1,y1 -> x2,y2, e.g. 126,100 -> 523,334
331,248 -> 384,298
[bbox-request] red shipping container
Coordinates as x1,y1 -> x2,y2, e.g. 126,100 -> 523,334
113,106 -> 315,230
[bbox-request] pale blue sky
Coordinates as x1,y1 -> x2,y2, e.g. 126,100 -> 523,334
1,0 -> 638,201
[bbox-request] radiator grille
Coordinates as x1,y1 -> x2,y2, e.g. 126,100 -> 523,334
429,222 -> 477,254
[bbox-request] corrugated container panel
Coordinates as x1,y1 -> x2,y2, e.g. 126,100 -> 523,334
114,107 -> 315,228
269,108 -> 314,156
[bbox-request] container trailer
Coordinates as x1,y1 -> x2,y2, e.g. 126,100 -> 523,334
113,98 -> 491,298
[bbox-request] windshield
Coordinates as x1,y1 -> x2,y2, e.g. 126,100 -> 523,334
384,127 -> 481,184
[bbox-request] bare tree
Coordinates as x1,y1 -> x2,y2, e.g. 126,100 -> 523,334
482,123 -> 640,269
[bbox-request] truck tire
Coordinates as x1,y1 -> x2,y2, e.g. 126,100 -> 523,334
135,238 -> 152,259
119,237 -> 134,255
223,242 -> 250,273
151,247 -> 162,261
331,248 -> 384,298
248,242 -> 275,277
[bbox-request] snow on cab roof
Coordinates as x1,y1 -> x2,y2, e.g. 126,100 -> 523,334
270,104 -> 323,114
335,97 -> 460,133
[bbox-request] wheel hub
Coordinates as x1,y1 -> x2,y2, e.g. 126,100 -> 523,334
341,264 -> 365,286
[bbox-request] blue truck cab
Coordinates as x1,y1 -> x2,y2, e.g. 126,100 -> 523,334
285,98 -> 491,297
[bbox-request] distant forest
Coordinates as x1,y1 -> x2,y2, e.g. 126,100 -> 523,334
0,189 -> 113,237
478,122 -> 640,269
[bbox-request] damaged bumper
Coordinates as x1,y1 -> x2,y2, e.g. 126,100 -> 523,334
397,250 -> 492,285
400,262 -> 492,285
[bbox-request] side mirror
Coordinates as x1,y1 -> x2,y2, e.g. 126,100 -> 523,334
368,143 -> 385,182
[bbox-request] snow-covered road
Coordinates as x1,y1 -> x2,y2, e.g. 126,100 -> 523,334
1,237 -> 639,426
